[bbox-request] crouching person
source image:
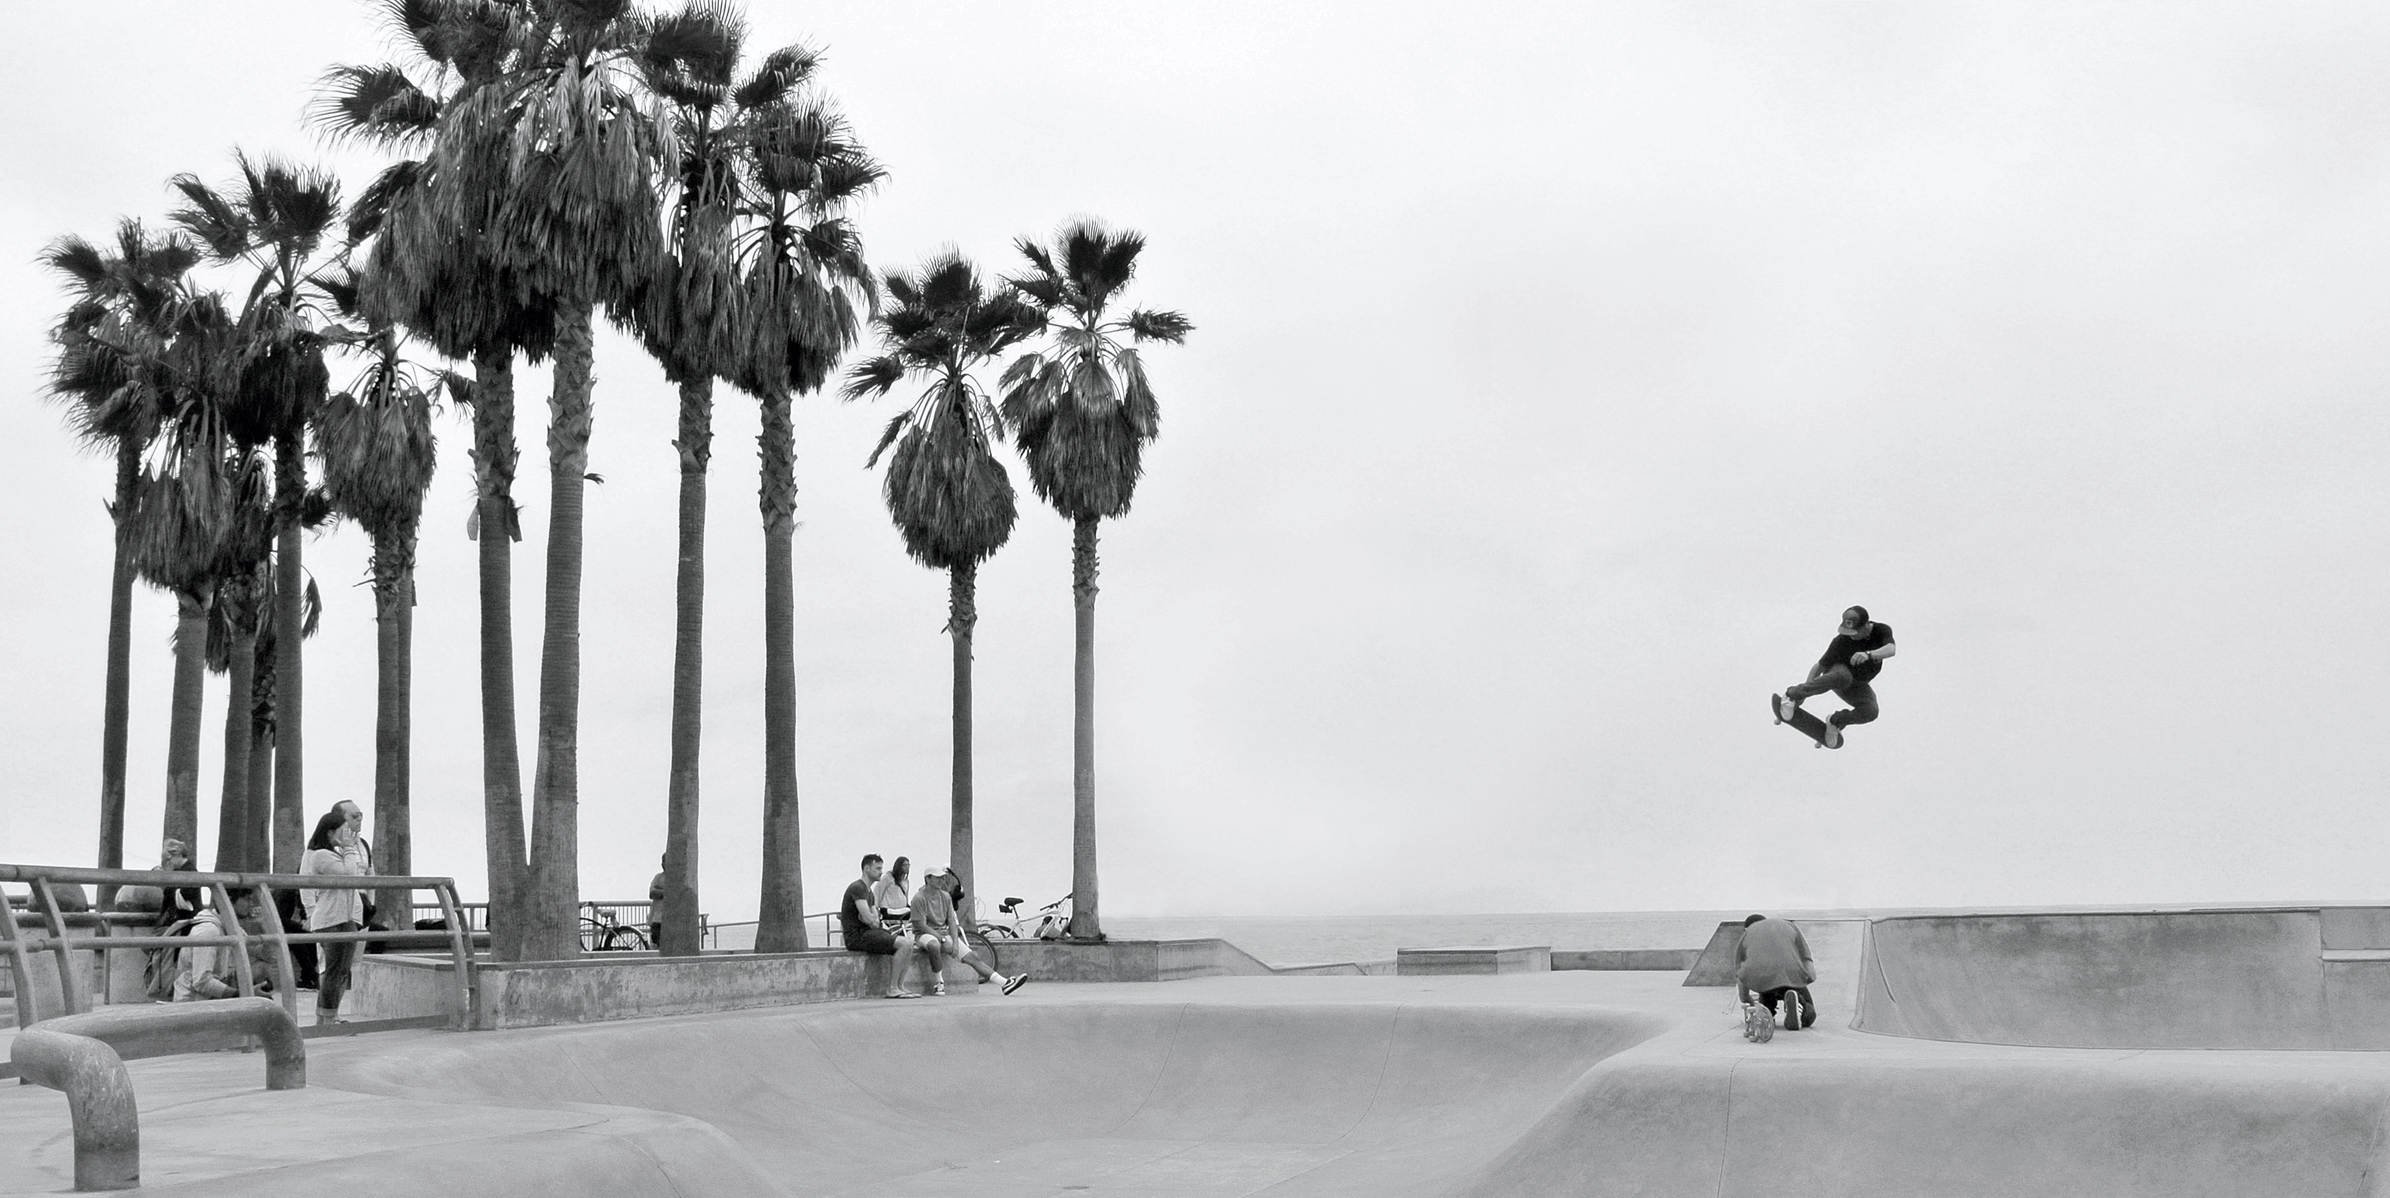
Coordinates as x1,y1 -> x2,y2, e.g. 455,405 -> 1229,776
910,867 -> 1027,997
842,854 -> 922,999
1735,913 -> 1816,1032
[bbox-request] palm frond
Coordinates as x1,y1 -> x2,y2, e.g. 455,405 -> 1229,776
1125,308 -> 1192,344
734,43 -> 817,109
313,64 -> 443,145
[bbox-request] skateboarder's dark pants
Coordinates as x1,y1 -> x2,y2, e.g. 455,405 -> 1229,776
1788,663 -> 1878,728
1759,985 -> 1816,1028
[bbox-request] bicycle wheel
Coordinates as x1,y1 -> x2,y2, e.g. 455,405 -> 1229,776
604,925 -> 651,952
577,917 -> 606,953
965,928 -> 999,975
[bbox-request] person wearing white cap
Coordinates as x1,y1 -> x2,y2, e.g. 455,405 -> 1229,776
910,867 -> 1028,996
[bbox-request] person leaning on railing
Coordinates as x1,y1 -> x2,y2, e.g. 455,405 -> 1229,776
302,811 -> 371,1024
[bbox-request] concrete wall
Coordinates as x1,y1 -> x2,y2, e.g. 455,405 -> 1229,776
1853,908 -> 2390,1050
357,938 -> 1315,1029
1554,949 -> 1701,971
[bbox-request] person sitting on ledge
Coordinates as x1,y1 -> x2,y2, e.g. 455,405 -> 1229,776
1735,913 -> 1816,1031
910,867 -> 1028,997
174,889 -> 274,1001
842,854 -> 923,999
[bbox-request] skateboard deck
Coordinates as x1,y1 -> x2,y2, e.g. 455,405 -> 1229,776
1770,694 -> 1840,749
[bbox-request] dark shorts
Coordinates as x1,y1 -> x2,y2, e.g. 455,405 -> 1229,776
848,926 -> 902,955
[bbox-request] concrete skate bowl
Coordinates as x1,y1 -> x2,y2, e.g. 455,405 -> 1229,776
321,1000 -> 1673,1198
1854,907 -> 2390,1049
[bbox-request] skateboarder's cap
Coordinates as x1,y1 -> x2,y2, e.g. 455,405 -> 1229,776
1842,605 -> 1869,624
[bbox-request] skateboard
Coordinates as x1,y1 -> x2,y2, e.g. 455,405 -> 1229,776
1742,999 -> 1775,1042
1770,694 -> 1840,749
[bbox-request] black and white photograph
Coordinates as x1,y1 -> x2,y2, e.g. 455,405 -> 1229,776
2,3 -> 2387,1194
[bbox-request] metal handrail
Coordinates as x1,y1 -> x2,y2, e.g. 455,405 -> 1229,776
0,863 -> 477,1032
14,996 -> 303,1190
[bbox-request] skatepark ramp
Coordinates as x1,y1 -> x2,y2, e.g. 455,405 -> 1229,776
1854,907 -> 2390,1049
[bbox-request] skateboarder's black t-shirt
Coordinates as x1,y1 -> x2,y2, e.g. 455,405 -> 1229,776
1818,622 -> 1894,683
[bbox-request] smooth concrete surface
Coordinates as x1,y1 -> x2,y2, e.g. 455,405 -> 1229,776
1394,945 -> 1551,975
11,959 -> 2390,1196
1854,908 -> 2390,1049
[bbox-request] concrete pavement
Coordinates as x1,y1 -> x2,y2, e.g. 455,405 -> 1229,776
7,923 -> 2390,1196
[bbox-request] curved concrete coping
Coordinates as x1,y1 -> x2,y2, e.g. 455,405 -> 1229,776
10,997 -> 302,1191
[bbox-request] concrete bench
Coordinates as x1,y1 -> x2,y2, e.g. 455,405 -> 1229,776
10,996 -> 302,1191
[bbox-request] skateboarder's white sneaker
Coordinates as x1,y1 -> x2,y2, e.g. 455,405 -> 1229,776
1775,695 -> 1798,721
1822,722 -> 1842,749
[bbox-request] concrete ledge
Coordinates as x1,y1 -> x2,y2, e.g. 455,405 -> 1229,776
358,951 -> 988,1029
1555,949 -> 1701,971
1396,945 -> 1551,976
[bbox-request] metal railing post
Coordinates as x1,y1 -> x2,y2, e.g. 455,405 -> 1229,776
33,879 -> 90,1016
204,882 -> 255,1000
248,879 -> 300,1022
3,894 -> 39,1027
433,882 -> 477,1030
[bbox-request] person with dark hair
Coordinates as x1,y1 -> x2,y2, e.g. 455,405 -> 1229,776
1778,606 -> 1897,748
302,808 -> 370,1023
841,854 -> 923,999
873,857 -> 913,926
910,867 -> 1027,996
1736,913 -> 1817,1035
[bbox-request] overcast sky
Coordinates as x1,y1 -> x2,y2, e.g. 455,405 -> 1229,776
4,4 -> 2387,922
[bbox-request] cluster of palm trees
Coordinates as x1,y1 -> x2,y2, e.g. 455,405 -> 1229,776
39,0 -> 1188,959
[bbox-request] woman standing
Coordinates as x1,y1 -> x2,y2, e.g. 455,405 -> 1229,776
302,809 -> 370,1023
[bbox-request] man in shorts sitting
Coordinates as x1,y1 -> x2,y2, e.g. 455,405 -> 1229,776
842,854 -> 922,999
1735,913 -> 1817,1032
911,867 -> 1028,996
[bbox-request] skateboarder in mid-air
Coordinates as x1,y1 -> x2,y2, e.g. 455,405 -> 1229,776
1774,606 -> 1895,749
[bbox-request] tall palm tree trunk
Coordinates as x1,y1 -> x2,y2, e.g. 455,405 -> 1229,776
754,392 -> 806,952
372,547 -> 416,937
661,377 -> 711,956
950,562 -> 977,910
1067,515 -> 1103,939
214,622 -> 258,870
527,301 -> 596,961
471,345 -> 530,960
270,434 -> 307,872
164,593 -> 210,856
247,624 -> 275,871
98,441 -> 139,904
246,715 -> 273,869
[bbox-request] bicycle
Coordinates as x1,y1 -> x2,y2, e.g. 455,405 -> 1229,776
580,907 -> 651,952
971,894 -> 1071,972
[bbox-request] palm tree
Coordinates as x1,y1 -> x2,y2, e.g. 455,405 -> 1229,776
846,255 -> 1041,909
1000,222 -> 1192,939
322,0 -> 553,960
722,92 -> 882,952
117,291 -> 248,858
399,0 -> 668,959
623,3 -> 758,956
40,219 -> 199,897
168,153 -> 349,873
204,512 -> 276,871
317,330 -> 442,932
